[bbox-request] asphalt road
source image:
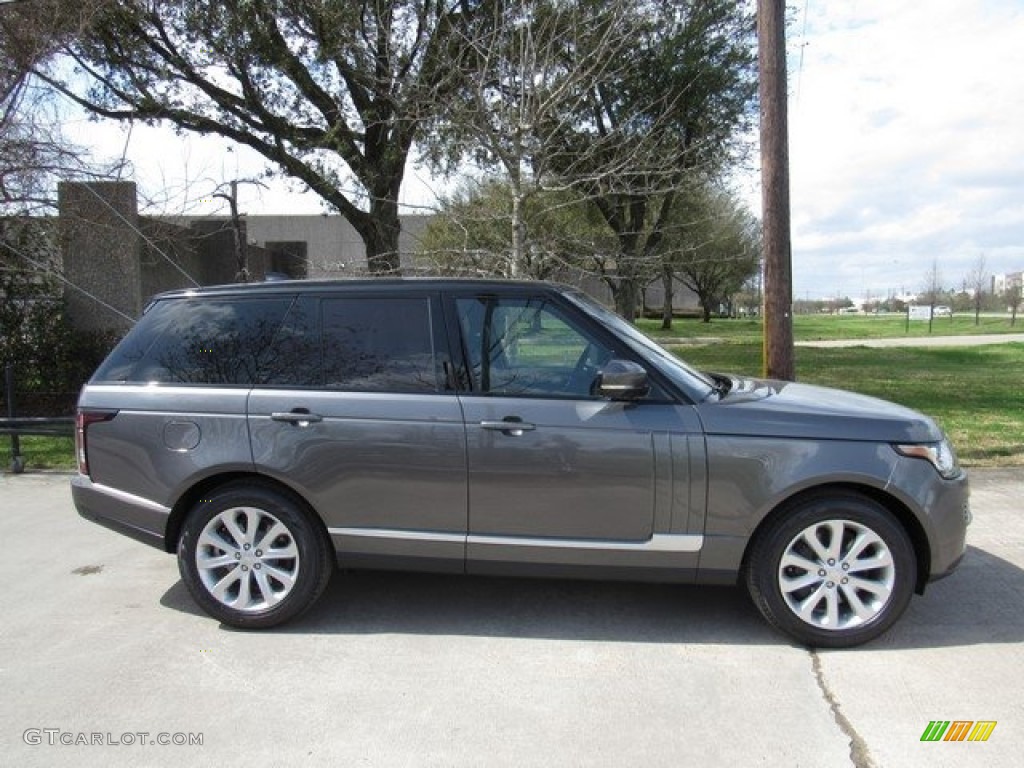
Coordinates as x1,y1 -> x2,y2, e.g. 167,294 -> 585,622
1,470 -> 1021,768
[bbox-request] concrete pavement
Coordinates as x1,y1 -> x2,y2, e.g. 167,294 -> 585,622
1,469 -> 1021,767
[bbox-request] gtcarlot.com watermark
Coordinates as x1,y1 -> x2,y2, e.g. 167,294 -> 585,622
23,729 -> 203,747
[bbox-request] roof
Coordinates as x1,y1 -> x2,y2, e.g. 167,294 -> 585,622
152,277 -> 574,300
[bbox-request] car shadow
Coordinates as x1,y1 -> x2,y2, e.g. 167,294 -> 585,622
159,545 -> 1023,649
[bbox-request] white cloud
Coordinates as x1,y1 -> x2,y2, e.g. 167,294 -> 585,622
788,0 -> 1024,297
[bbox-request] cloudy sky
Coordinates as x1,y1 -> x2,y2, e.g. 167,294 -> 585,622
785,0 -> 1024,299
64,0 -> 1024,300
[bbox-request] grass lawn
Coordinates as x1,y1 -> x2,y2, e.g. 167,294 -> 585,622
637,312 -> 1023,345
4,435 -> 76,472
671,342 -> 1024,467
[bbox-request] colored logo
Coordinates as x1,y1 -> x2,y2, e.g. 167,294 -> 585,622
920,721 -> 997,742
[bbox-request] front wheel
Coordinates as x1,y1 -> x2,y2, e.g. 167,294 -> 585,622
745,492 -> 916,648
178,483 -> 333,628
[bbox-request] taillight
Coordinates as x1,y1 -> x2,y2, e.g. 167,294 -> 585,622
76,410 -> 117,477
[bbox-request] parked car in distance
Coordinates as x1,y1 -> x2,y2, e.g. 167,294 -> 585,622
934,305 -> 953,317
72,279 -> 970,647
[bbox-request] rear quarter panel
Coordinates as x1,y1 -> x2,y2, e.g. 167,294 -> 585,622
78,385 -> 254,508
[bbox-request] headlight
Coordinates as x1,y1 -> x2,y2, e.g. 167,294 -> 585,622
894,439 -> 960,479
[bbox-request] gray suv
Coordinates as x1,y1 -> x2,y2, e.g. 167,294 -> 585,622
72,279 -> 969,647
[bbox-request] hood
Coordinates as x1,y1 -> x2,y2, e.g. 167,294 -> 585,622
694,376 -> 942,443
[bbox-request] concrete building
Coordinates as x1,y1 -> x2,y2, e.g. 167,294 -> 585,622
57,181 -> 701,334
60,181 -> 278,333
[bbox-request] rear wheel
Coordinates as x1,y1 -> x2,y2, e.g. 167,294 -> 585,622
745,491 -> 916,648
178,483 -> 332,628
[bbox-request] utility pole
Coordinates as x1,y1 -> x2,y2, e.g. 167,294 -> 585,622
758,0 -> 795,380
211,178 -> 266,282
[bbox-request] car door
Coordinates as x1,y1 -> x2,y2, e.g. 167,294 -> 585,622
450,291 -> 701,575
247,292 -> 467,571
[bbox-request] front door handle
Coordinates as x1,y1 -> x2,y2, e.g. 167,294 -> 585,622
480,417 -> 536,437
271,409 -> 323,426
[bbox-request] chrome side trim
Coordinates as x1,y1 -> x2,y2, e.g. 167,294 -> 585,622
86,480 -> 172,515
328,527 -> 465,545
328,528 -> 703,553
469,532 -> 704,553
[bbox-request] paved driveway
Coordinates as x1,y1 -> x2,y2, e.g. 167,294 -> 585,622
1,470 -> 1020,767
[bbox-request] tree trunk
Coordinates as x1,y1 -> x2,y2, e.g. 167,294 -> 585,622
660,265 -> 674,330
363,196 -> 403,274
615,278 -> 640,323
511,190 -> 524,277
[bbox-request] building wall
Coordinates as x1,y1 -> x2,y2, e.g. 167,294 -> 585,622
60,182 -> 700,334
164,213 -> 433,278
58,181 -> 143,333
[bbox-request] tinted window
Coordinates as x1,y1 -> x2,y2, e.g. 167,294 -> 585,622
456,296 -> 613,398
258,297 -> 321,387
321,297 -> 438,393
93,297 -> 292,386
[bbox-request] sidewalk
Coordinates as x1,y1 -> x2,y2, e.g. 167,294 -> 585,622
798,333 -> 1024,348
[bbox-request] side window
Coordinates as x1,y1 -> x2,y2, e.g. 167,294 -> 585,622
92,297 -> 292,386
259,297 -> 321,387
455,296 -> 613,398
321,297 -> 439,393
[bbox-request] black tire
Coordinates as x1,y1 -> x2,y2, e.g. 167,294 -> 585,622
177,483 -> 333,629
745,491 -> 916,648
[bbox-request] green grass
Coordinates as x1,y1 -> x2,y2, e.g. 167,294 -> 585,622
4,436 -> 76,472
637,313 -> 1023,345
673,342 -> 1024,467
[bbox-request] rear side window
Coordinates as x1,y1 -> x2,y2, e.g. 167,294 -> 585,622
92,297 -> 292,386
321,297 -> 439,393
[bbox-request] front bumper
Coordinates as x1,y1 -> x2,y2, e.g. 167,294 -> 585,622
922,469 -> 971,583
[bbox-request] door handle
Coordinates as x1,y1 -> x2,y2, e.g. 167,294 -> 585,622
480,418 -> 536,436
271,409 -> 323,426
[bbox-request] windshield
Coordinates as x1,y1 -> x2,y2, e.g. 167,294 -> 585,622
565,291 -> 717,401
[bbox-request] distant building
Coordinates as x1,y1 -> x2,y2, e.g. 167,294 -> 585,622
159,212 -> 434,280
992,272 -> 1023,295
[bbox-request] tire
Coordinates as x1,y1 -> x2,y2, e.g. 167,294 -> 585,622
177,483 -> 333,629
745,491 -> 916,648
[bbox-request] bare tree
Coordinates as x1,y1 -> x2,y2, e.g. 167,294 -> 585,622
422,0 -> 636,277
1,0 -> 119,213
964,253 -> 988,326
1006,283 -> 1022,328
210,179 -> 269,282
417,179 -> 615,280
921,259 -> 944,334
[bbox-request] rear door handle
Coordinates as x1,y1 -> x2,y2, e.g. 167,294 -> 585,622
271,410 -> 323,426
480,418 -> 536,436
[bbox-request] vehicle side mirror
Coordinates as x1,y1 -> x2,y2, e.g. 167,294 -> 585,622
594,359 -> 649,400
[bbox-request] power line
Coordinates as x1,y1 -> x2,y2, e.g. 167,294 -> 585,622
79,182 -> 201,288
2,237 -> 137,324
